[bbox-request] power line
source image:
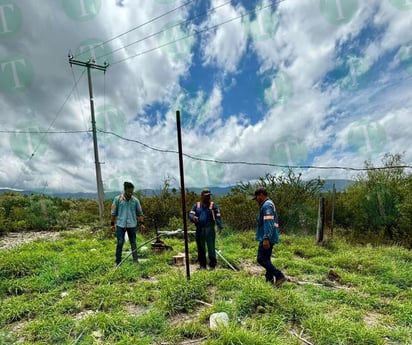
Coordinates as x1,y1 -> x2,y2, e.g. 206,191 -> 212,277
0,130 -> 91,134
73,0 -> 198,59
97,129 -> 412,172
8,70 -> 86,189
70,64 -> 90,132
8,126 -> 410,173
95,0 -> 235,61
111,0 -> 286,66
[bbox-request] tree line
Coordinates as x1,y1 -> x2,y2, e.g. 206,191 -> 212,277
1,153 -> 410,248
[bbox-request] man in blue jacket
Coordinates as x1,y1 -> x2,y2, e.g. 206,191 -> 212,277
189,189 -> 223,270
253,187 -> 286,287
110,181 -> 145,265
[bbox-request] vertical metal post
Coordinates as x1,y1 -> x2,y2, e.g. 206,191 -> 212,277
316,196 -> 325,244
331,183 -> 336,237
176,110 -> 190,280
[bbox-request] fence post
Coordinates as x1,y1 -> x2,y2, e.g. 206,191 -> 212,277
331,184 -> 336,238
316,196 -> 325,244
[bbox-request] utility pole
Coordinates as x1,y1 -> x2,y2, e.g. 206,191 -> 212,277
69,56 -> 108,226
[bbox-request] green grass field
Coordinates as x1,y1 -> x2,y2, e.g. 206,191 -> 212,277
0,228 -> 411,345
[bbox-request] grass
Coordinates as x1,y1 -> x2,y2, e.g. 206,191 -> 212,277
0,228 -> 411,344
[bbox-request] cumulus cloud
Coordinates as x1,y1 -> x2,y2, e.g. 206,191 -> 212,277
0,0 -> 411,192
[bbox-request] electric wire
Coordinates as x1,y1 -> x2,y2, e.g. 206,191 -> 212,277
70,63 -> 90,132
72,0 -> 197,59
97,129 -> 412,172
0,130 -> 91,134
110,0 -> 286,66
8,70 -> 87,190
94,0 -> 236,61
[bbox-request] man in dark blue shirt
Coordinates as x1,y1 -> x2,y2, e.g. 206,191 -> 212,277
253,187 -> 286,287
189,189 -> 223,270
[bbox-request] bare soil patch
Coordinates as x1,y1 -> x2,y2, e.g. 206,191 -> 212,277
0,228 -> 85,250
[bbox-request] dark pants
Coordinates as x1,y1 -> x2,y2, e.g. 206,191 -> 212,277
196,226 -> 216,269
116,226 -> 138,265
257,241 -> 284,283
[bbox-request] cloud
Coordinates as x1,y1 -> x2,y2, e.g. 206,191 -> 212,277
201,0 -> 248,73
0,0 -> 411,193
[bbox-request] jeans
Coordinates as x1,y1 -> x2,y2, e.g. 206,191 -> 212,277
257,241 -> 284,283
196,226 -> 216,268
116,226 -> 138,265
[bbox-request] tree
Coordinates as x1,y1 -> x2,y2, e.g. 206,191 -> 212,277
335,153 -> 411,246
221,170 -> 324,233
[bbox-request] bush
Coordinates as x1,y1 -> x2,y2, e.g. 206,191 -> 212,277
221,170 -> 324,234
334,153 -> 412,246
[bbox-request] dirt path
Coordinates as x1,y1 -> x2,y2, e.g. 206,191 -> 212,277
0,228 -> 85,250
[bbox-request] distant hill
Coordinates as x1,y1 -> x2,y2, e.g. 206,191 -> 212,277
320,179 -> 354,192
0,180 -> 353,199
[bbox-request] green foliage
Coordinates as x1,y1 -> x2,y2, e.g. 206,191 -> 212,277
140,178 -> 198,233
1,232 -> 412,344
23,315 -> 75,344
335,153 -> 412,247
303,314 -> 384,345
0,192 -> 100,233
221,170 -> 324,234
157,271 -> 209,315
219,193 -> 256,231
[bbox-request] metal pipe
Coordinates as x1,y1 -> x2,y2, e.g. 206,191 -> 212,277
215,249 -> 237,272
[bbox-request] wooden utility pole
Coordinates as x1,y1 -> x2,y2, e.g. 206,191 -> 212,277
69,56 -> 108,226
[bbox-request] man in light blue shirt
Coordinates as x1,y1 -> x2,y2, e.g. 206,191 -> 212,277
111,181 -> 145,265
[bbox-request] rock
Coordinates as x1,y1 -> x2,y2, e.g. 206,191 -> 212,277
210,312 -> 229,330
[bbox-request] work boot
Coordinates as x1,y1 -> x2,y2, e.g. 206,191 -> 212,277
275,276 -> 287,288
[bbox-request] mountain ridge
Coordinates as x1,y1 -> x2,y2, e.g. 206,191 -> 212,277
0,179 -> 353,199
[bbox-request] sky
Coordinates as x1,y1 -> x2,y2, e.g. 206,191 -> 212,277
0,0 -> 411,194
